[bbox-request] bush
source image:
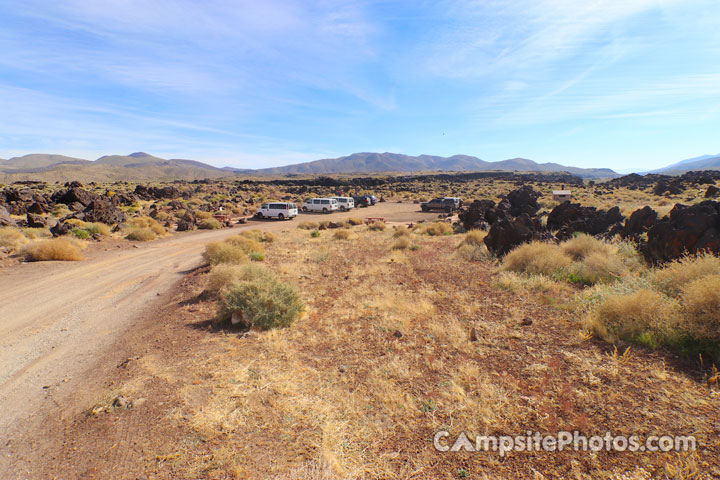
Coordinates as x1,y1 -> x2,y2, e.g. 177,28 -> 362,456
421,222 -> 453,236
653,254 -> 720,297
249,251 -> 265,261
84,223 -> 111,236
567,250 -> 628,285
126,228 -> 156,241
262,232 -> 276,243
71,227 -> 91,240
22,238 -> 84,261
392,237 -> 410,250
348,217 -> 364,226
456,243 -> 491,262
220,277 -> 304,330
198,218 -> 222,230
310,229 -> 321,238
206,264 -> 273,296
297,221 -> 319,230
21,227 -> 52,240
333,229 -> 353,240
196,211 -> 213,220
681,274 -> 720,342
460,230 -> 486,247
367,222 -> 386,231
502,242 -> 572,277
392,227 -> 411,238
586,289 -> 679,347
0,227 -> 28,250
204,242 -> 249,265
561,233 -> 614,261
128,216 -> 165,236
226,236 -> 265,257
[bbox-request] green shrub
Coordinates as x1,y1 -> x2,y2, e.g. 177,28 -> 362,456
126,228 -> 156,241
220,277 -> 304,330
198,218 -> 222,230
249,251 -> 265,261
206,264 -> 273,296
71,227 -> 91,240
310,229 -> 321,238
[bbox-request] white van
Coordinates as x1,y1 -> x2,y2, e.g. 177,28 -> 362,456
255,202 -> 298,220
302,198 -> 339,213
332,197 -> 355,211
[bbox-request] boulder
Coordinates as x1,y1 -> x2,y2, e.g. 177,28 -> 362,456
484,213 -> 552,256
53,187 -> 99,207
546,202 -> 624,240
50,221 -> 72,236
621,206 -> 658,238
646,201 -> 720,263
176,209 -> 197,231
458,199 -> 496,230
0,206 -> 16,227
82,200 -> 126,225
705,185 -> 720,198
26,213 -> 49,228
506,186 -> 541,217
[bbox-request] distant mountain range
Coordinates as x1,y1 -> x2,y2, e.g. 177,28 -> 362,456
645,153 -> 720,174
1,150 -> 718,182
226,152 -> 618,179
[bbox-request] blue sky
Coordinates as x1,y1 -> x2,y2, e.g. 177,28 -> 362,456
1,0 -> 719,171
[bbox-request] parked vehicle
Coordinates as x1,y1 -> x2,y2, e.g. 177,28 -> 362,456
352,195 -> 372,207
420,197 -> 462,213
332,197 -> 355,211
302,198 -> 339,213
255,202 -> 298,220
369,195 -> 378,205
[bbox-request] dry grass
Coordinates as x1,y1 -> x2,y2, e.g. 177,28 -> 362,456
21,237 -> 85,261
226,235 -> 265,257
197,218 -> 221,230
125,227 -> 156,241
652,253 -> 720,297
332,229 -> 354,240
204,264 -> 274,297
680,274 -> 720,342
585,289 -> 679,347
21,227 -> 53,240
560,233 -> 615,261
391,236 -> 410,250
0,227 -> 28,250
128,216 -> 166,236
297,221 -> 319,230
502,241 -> 571,277
366,221 -> 386,231
203,241 -> 249,266
347,217 -> 364,226
418,221 -> 453,236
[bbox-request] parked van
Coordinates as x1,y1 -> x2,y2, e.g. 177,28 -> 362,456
255,202 -> 298,220
302,198 -> 339,213
332,197 -> 355,211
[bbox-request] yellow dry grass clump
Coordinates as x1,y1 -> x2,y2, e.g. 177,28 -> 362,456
332,229 -> 353,240
419,221 -> 453,236
21,237 -> 85,261
127,216 -> 166,236
680,274 -> 720,342
126,228 -> 156,241
502,241 -> 571,277
0,227 -> 28,250
652,253 -> 720,297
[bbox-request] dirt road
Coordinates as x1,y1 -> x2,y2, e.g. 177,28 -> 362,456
0,203 -> 436,476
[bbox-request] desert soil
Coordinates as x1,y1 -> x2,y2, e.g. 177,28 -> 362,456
0,202 -> 434,478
